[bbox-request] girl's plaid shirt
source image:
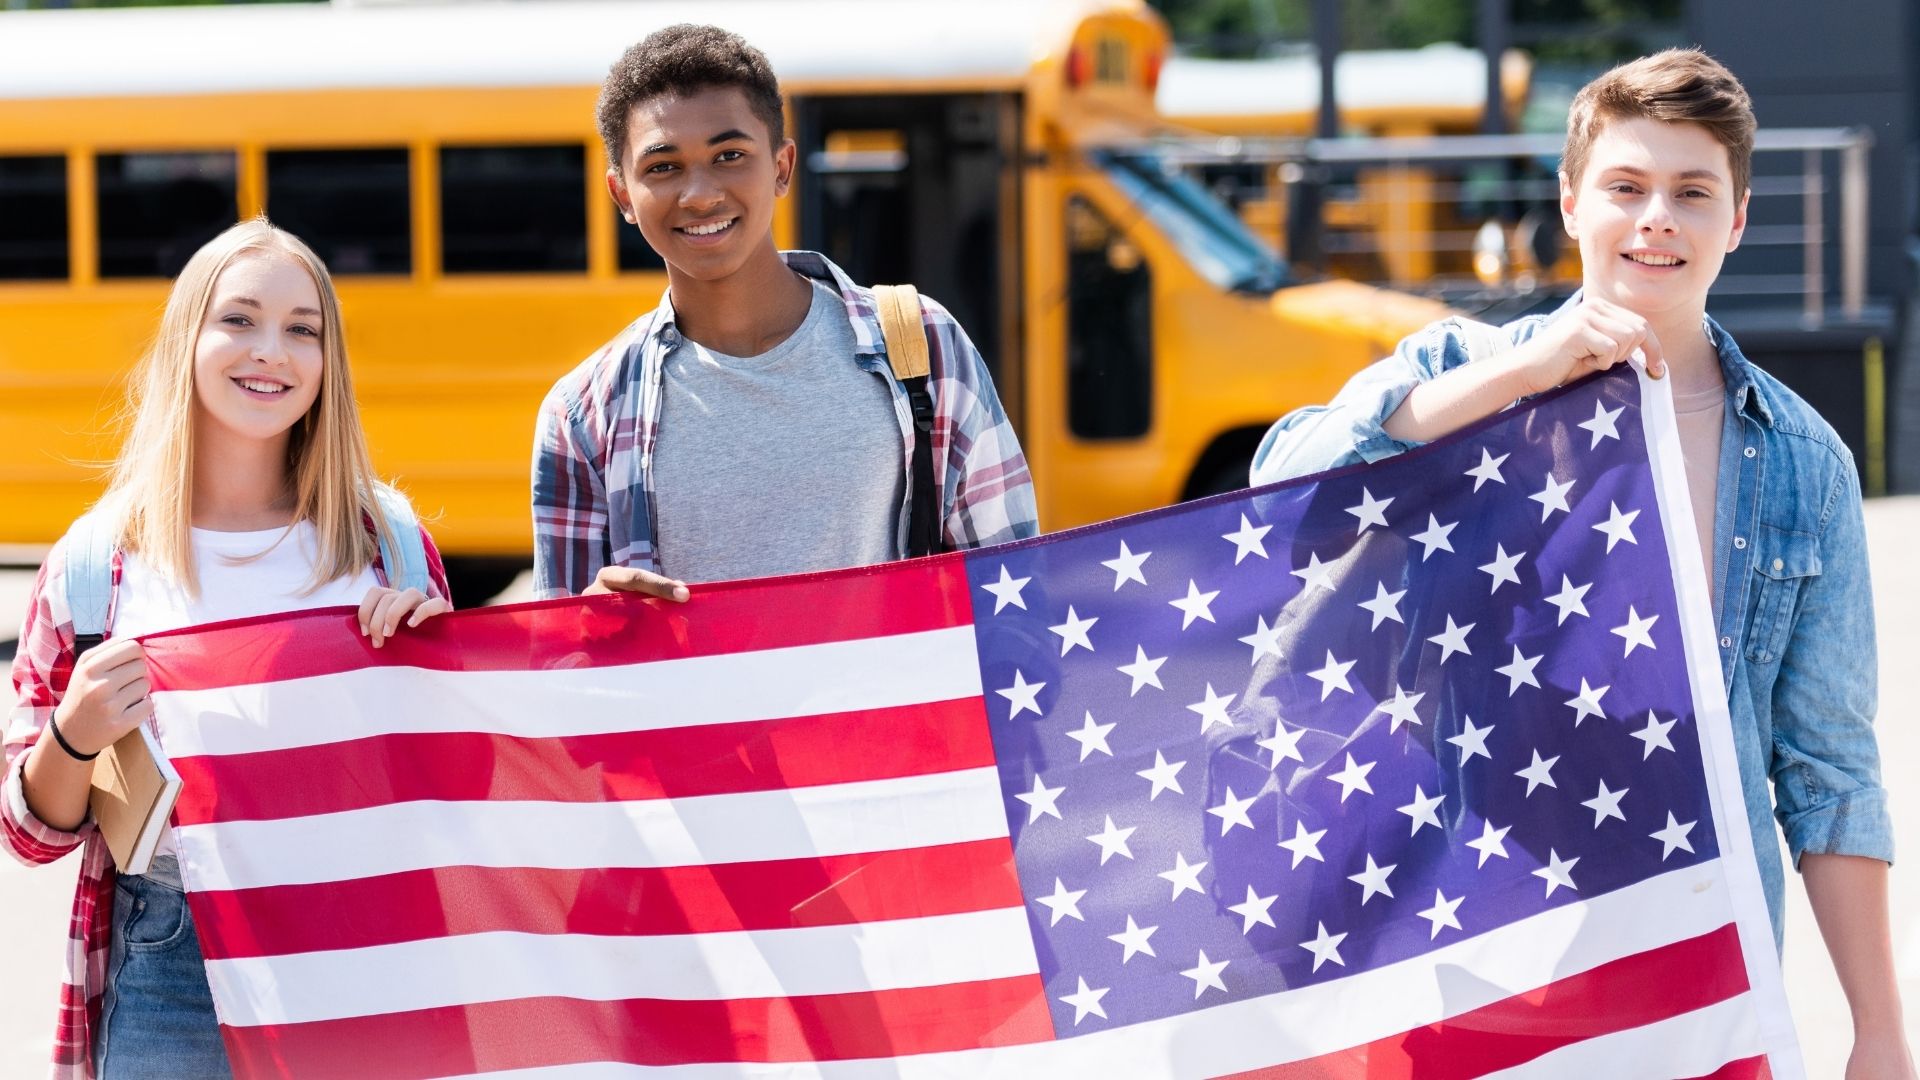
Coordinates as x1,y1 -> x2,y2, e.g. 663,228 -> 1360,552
3,527 -> 449,1078
531,251 -> 1040,598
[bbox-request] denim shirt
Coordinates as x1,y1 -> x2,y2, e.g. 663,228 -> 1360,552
1250,298 -> 1893,946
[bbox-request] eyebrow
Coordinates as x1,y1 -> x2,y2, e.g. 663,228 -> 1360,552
638,129 -> 756,157
1607,165 -> 1725,183
227,296 -> 321,317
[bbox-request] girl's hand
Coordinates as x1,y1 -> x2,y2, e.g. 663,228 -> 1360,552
358,587 -> 451,648
50,638 -> 152,757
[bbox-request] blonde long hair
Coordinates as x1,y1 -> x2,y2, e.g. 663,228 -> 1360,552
99,217 -> 396,596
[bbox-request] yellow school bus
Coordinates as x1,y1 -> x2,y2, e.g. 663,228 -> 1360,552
0,0 -> 1449,595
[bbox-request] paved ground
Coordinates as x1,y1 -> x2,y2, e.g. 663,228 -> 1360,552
1,513 -> 1914,1075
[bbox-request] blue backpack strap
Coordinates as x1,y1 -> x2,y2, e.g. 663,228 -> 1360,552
64,511 -> 118,657
370,485 -> 432,595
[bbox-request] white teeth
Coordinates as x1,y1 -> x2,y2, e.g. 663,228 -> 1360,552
683,219 -> 733,236
1627,253 -> 1681,266
236,378 -> 288,394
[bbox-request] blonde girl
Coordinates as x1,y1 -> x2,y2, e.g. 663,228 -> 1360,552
2,218 -> 452,1078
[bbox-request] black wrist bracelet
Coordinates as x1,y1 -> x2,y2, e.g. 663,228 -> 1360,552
47,715 -> 99,763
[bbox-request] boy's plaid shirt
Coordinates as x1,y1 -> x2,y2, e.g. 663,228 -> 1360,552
532,251 -> 1039,598
3,529 -> 449,1078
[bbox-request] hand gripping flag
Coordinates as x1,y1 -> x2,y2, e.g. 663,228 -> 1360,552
140,366 -> 1801,1078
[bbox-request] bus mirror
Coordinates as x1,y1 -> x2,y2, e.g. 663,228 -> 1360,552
1473,218 -> 1508,287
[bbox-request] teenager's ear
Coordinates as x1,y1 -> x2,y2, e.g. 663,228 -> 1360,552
606,167 -> 637,225
1558,170 -> 1578,239
1727,187 -> 1750,253
774,138 -> 797,198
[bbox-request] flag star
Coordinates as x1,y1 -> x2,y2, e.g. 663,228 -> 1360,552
1466,447 -> 1510,491
1101,540 -> 1151,590
1632,712 -> 1679,759
1396,785 -> 1445,836
1348,854 -> 1397,904
1418,889 -> 1464,939
1181,950 -> 1230,998
1544,575 -> 1592,624
1426,615 -> 1475,664
1478,544 -> 1526,594
980,564 -> 1031,613
1582,779 -> 1629,828
1578,400 -> 1625,448
1651,812 -> 1698,860
1158,851 -> 1208,901
1529,472 -> 1575,521
1326,753 -> 1376,802
1300,921 -> 1348,972
1257,720 -> 1307,768
1227,885 -> 1279,933
1085,815 -> 1138,864
1059,976 -> 1110,1026
1465,819 -> 1512,867
1239,614 -> 1285,664
1108,915 -> 1158,963
1033,877 -> 1087,925
1048,606 -> 1098,656
1278,821 -> 1328,868
1593,501 -> 1641,552
1136,749 -> 1187,800
1014,774 -> 1065,822
995,669 -> 1046,719
1357,581 -> 1407,630
1307,650 -> 1357,699
1516,750 -> 1560,796
1117,645 -> 1168,695
1611,606 -> 1660,657
1495,645 -> 1543,695
1168,580 -> 1221,630
1064,711 -> 1116,761
1222,514 -> 1272,564
1345,486 -> 1393,534
1290,551 -> 1339,593
1410,513 -> 1458,560
1187,683 -> 1239,734
1207,787 -> 1258,835
1565,678 -> 1610,726
1374,686 -> 1425,733
1533,849 -> 1581,897
1446,715 -> 1495,763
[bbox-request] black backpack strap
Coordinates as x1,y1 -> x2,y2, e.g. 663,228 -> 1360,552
874,285 -> 941,559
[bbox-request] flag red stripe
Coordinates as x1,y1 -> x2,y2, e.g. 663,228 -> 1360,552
217,974 -> 1053,1077
1226,923 -> 1750,1079
141,554 -> 973,691
169,696 -> 992,826
1685,1056 -> 1773,1080
188,838 -> 1022,960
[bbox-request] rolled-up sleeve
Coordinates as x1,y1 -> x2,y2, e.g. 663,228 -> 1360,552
3,558 -> 91,866
1768,463 -> 1892,865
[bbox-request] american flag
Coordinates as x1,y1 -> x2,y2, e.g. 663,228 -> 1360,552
141,367 -> 1799,1077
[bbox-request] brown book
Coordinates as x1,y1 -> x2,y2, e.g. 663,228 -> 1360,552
88,723 -> 182,876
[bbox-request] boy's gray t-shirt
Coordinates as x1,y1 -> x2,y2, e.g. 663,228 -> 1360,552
652,279 -> 904,584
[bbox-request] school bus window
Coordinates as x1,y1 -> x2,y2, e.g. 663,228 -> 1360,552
1098,150 -> 1289,294
265,149 -> 410,275
1066,195 -> 1151,441
97,151 -> 237,279
615,204 -> 666,272
0,156 -> 68,281
440,145 -> 587,274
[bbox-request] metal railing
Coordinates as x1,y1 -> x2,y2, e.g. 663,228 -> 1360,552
1156,127 -> 1872,323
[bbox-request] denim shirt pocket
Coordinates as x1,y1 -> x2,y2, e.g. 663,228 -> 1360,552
1744,524 -> 1821,665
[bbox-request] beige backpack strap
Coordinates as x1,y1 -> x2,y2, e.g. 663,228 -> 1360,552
873,284 -> 931,380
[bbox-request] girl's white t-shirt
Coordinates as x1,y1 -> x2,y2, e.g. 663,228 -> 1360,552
113,523 -> 379,866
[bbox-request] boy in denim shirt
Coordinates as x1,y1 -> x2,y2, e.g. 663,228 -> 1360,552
1252,49 -> 1911,1075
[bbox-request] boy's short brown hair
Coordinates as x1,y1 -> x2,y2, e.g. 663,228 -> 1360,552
1561,47 -> 1756,198
596,24 -> 786,169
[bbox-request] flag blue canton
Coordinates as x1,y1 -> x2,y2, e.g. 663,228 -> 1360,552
964,370 -> 1720,1036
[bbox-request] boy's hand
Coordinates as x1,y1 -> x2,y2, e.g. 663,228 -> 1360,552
358,586 -> 452,648
584,566 -> 690,603
49,638 -> 151,756
1502,295 -> 1668,398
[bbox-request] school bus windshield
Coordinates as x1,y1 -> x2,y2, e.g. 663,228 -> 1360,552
1095,149 -> 1292,295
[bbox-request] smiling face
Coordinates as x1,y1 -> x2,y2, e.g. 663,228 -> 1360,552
606,85 -> 794,285
1561,115 -> 1749,321
191,251 -> 326,452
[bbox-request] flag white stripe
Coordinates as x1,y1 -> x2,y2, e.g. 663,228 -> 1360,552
206,908 -> 1041,1028
1484,993 -> 1764,1078
176,767 -> 1010,891
157,626 -> 983,758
